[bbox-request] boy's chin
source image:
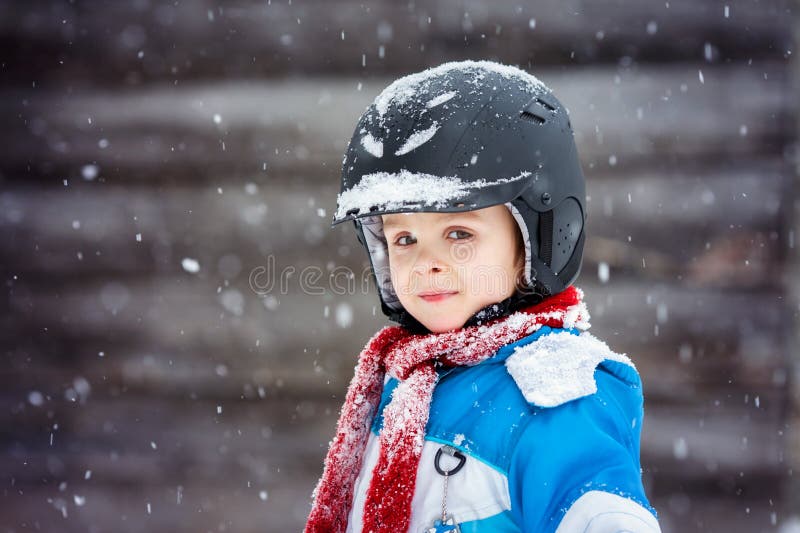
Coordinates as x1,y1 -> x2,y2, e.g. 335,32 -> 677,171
415,313 -> 471,334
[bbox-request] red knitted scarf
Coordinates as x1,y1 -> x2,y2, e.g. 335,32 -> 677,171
305,286 -> 588,533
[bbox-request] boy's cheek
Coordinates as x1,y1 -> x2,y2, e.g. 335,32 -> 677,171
450,242 -> 479,264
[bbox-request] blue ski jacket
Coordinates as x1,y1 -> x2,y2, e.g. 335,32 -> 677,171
346,326 -> 661,533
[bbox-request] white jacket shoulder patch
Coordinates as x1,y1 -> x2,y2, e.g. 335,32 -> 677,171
505,331 -> 635,408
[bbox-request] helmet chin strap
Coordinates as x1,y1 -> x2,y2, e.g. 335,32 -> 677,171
527,253 -> 567,297
460,288 -> 546,329
384,305 -> 430,335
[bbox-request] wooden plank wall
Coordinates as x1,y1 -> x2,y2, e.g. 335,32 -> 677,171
1,1 -> 797,531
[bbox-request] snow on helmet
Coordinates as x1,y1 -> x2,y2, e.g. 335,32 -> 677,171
332,60 -> 587,327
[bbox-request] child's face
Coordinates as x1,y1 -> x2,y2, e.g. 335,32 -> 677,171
382,205 -> 524,333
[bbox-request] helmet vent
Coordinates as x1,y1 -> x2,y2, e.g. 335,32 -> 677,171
520,110 -> 546,125
535,97 -> 557,112
521,95 -> 558,125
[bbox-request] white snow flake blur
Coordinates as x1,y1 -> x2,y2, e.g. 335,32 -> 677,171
81,164 -> 99,181
335,302 -> 354,329
181,257 -> 200,273
597,262 -> 610,283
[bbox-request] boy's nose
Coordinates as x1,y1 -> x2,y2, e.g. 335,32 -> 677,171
413,258 -> 445,274
412,247 -> 448,274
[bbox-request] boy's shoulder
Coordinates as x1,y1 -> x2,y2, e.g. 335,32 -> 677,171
422,327 -> 644,473
504,328 -> 641,409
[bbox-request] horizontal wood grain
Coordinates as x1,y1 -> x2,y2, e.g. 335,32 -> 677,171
2,62 -> 793,179
2,279 -> 790,379
0,0 -> 791,86
2,396 -> 785,499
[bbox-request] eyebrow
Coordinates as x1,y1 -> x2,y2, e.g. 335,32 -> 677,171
382,211 -> 482,229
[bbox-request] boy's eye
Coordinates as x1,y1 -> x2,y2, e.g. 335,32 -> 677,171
447,230 -> 473,240
394,235 -> 417,246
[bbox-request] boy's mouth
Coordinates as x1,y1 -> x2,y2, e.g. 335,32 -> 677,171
418,291 -> 458,302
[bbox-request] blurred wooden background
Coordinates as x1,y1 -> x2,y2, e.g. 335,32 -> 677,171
1,0 -> 798,531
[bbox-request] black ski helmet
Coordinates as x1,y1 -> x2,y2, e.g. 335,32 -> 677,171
332,60 -> 586,328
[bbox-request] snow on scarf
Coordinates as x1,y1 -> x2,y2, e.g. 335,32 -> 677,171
305,285 -> 589,533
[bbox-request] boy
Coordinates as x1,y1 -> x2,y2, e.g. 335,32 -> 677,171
305,61 -> 661,533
